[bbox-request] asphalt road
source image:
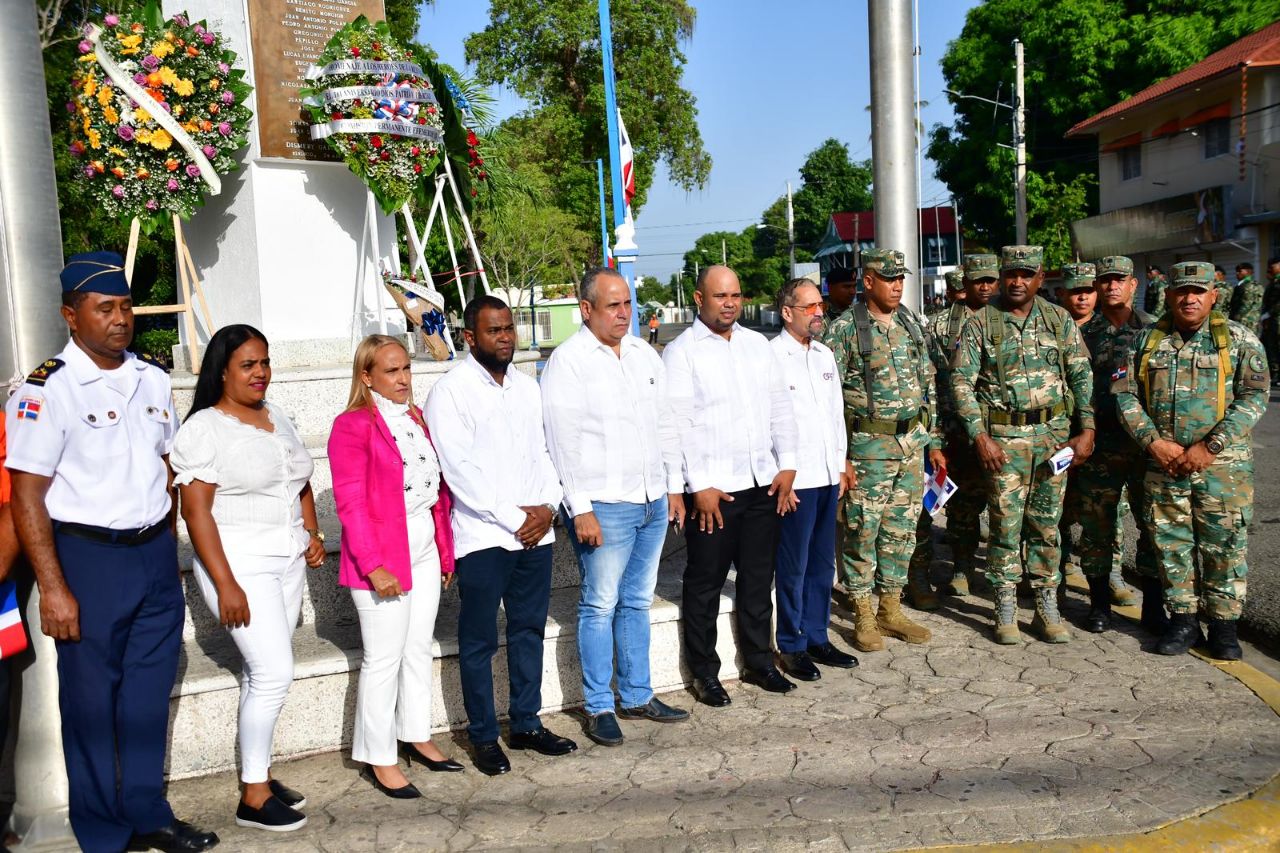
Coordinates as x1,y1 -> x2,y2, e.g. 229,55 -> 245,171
1240,387 -> 1280,654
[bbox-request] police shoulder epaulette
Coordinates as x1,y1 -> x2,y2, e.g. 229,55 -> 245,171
135,352 -> 169,372
24,358 -> 65,387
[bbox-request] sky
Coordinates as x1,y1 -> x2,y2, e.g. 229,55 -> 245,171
419,0 -> 985,281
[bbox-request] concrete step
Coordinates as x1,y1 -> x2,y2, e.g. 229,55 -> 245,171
165,538 -> 744,781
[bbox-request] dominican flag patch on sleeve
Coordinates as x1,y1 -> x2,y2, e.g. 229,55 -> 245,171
15,398 -> 40,421
1111,366 -> 1128,382
0,583 -> 28,659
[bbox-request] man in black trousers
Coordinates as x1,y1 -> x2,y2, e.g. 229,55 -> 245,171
662,265 -> 800,705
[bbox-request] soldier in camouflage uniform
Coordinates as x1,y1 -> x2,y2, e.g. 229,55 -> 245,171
1144,265 -> 1168,317
1261,257 -> 1280,379
951,246 -> 1096,645
910,257 -> 998,603
1055,263 -> 1098,581
1228,262 -> 1261,333
1074,256 -> 1156,633
1114,260 -> 1269,660
828,248 -> 944,652
822,264 -> 859,602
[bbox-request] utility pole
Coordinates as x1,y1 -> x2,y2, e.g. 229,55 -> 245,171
953,197 -> 963,267
721,238 -> 726,265
868,0 -> 921,311
786,181 -> 795,276
1014,38 -> 1027,244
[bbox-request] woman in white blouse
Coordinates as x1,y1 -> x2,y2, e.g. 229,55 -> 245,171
172,325 -> 325,833
328,335 -> 459,799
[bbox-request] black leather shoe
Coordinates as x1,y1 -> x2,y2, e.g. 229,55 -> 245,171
127,820 -> 219,852
399,741 -> 465,772
1084,575 -> 1112,634
267,779 -> 306,808
778,651 -> 821,682
471,741 -> 511,775
1156,613 -> 1202,656
617,697 -> 690,723
807,642 -> 858,669
509,727 -> 578,756
360,764 -> 422,799
585,712 -> 624,746
1206,618 -> 1243,661
741,666 -> 797,694
692,676 -> 731,707
234,796 -> 307,832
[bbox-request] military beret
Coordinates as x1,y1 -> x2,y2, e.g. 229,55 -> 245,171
1061,262 -> 1097,290
963,253 -> 999,281
60,251 -> 130,296
861,248 -> 910,278
1170,260 -> 1215,290
944,270 -> 965,293
1095,255 -> 1134,278
1000,245 -> 1043,272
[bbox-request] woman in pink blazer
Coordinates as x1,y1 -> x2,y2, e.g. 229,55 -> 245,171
329,335 -> 461,799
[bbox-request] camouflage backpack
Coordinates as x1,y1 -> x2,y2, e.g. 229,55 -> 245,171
1137,310 -> 1232,420
981,296 -> 1075,417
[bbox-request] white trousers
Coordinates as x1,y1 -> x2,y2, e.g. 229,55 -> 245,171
350,511 -> 443,765
194,548 -> 307,784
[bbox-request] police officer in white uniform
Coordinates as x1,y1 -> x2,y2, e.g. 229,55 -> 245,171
5,252 -> 219,853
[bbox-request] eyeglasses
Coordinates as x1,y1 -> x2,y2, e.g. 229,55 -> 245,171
790,301 -> 825,316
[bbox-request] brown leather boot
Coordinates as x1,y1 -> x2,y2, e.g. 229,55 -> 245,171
906,561 -> 939,611
876,588 -> 931,644
1031,586 -> 1071,643
851,594 -> 885,652
993,584 -> 1021,645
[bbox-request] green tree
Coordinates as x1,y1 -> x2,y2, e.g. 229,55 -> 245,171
465,0 -> 712,249
929,0 -> 1277,247
790,139 -> 874,250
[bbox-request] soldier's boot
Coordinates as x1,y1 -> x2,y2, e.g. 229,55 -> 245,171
1205,618 -> 1243,661
1139,577 -> 1169,635
1084,575 -> 1112,634
851,594 -> 885,652
1030,587 -> 1071,644
1156,613 -> 1202,656
992,585 -> 1021,645
876,589 -> 931,644
943,568 -> 970,597
1109,568 -> 1137,607
906,563 -> 939,611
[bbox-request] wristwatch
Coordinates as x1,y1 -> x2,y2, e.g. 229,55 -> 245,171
1205,434 -> 1226,455
306,527 -> 325,543
541,503 -> 560,522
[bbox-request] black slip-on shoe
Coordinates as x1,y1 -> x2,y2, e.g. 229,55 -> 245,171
618,697 -> 691,723
585,711 -> 625,746
127,820 -> 220,851
234,796 -> 307,832
509,727 -> 578,756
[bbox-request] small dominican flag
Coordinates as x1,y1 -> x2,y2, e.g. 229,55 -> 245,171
15,397 -> 40,421
0,582 -> 28,659
922,455 -> 958,517
1111,365 -> 1128,382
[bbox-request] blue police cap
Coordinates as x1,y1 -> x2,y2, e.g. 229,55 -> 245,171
60,251 -> 130,296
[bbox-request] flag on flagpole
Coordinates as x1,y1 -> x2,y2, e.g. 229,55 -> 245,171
922,455 -> 958,516
617,108 -> 636,215
0,582 -> 27,659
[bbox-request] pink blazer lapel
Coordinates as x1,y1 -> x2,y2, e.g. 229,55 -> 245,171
369,408 -> 401,461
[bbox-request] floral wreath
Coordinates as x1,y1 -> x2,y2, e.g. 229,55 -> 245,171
67,2 -> 253,233
301,17 -> 445,215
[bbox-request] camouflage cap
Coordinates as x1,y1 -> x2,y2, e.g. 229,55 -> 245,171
1095,255 -> 1134,278
1061,262 -> 1097,290
963,253 -> 999,281
861,247 -> 910,278
1170,260 -> 1215,290
1000,245 -> 1043,272
944,269 -> 965,293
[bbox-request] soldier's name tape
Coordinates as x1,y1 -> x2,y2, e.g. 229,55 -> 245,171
302,86 -> 439,108
305,60 -> 425,80
309,120 -> 444,143
86,24 -> 220,196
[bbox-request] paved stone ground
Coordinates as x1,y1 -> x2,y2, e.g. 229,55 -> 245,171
165,580 -> 1280,852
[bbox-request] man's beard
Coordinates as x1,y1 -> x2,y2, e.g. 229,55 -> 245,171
472,344 -> 512,374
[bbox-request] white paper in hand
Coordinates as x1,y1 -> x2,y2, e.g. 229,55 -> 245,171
1049,446 -> 1075,476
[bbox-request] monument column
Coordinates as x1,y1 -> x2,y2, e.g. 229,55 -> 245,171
0,2 -> 74,849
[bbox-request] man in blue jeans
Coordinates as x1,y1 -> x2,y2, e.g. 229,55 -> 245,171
541,268 -> 690,745
426,296 -> 578,775
770,279 -> 859,679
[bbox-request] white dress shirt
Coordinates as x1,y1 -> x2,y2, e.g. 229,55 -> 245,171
372,391 -> 441,518
541,326 -> 683,516
171,401 -> 314,558
662,318 -> 799,493
770,331 -> 847,490
5,340 -> 176,529
425,355 -> 562,559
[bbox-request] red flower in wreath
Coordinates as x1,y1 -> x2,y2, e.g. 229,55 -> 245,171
370,135 -> 383,149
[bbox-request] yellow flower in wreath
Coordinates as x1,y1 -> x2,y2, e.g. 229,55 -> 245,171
149,129 -> 173,151
135,128 -> 153,144
108,146 -> 127,158
150,40 -> 174,59
157,67 -> 179,87
172,78 -> 195,98
83,74 -> 98,97
136,107 -> 152,124
117,33 -> 142,55
86,128 -> 102,149
208,78 -> 220,91
103,105 -> 119,125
